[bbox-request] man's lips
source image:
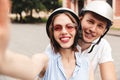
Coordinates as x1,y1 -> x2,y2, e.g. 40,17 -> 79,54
84,31 -> 95,39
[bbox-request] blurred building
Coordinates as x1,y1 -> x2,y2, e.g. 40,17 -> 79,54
62,0 -> 120,28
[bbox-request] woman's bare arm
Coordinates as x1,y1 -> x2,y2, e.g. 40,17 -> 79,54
0,50 -> 34,80
0,51 -> 48,80
0,0 -> 48,79
0,0 -> 10,54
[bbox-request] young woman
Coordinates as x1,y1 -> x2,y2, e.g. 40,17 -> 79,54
0,0 -> 94,79
34,8 -> 93,80
78,1 -> 117,80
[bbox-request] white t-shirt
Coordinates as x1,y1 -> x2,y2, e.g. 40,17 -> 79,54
77,38 -> 113,72
45,38 -> 113,72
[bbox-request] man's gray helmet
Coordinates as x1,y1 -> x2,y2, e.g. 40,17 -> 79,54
83,0 -> 113,23
46,8 -> 80,38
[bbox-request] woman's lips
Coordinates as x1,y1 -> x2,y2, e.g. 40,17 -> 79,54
60,36 -> 70,43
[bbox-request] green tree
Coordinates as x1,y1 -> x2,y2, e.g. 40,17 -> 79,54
11,0 -> 62,23
23,0 -> 46,17
11,0 -> 25,22
42,0 -> 62,11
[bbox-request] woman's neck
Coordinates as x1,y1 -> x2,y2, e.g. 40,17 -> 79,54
60,49 -> 76,80
60,48 -> 75,61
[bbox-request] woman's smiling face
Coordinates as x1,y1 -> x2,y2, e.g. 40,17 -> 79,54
53,13 -> 77,49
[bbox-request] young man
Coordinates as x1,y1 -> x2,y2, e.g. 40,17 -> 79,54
78,1 -> 117,80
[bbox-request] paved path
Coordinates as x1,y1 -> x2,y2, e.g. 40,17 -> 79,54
106,31 -> 120,80
0,23 -> 120,80
108,29 -> 120,37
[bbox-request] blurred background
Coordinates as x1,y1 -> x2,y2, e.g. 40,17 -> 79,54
9,0 -> 120,29
10,0 -> 62,23
0,0 -> 120,80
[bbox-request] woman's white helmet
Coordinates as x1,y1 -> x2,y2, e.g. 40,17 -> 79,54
82,0 -> 113,24
46,8 -> 80,38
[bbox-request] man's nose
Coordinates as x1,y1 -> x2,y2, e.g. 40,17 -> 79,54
90,24 -> 97,32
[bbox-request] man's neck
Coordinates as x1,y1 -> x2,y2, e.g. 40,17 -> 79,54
78,39 -> 91,52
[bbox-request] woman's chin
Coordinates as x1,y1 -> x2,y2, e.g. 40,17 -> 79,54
60,45 -> 72,49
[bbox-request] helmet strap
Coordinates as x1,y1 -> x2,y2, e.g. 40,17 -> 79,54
88,27 -> 110,53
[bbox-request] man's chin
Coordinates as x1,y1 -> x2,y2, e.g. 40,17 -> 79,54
82,39 -> 93,44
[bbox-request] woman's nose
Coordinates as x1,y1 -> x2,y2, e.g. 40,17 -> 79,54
61,26 -> 68,33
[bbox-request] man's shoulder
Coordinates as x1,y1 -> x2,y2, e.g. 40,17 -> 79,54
97,38 -> 111,49
99,38 -> 109,45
